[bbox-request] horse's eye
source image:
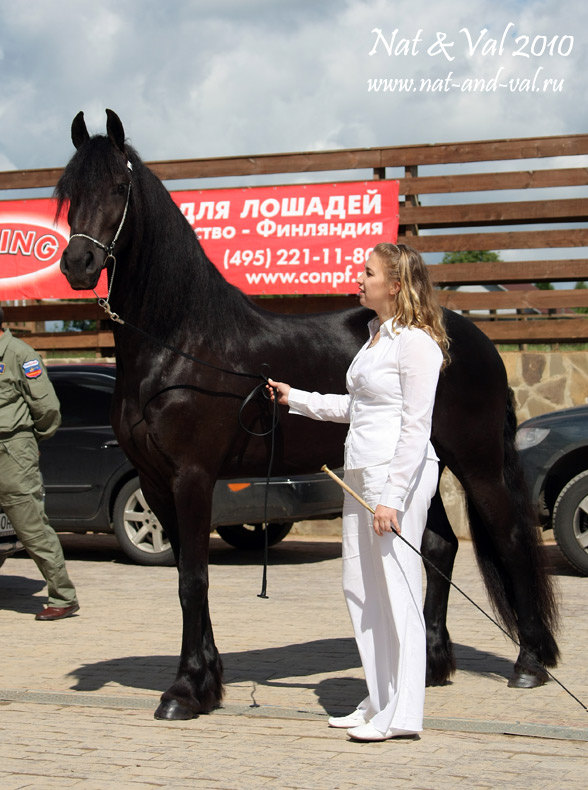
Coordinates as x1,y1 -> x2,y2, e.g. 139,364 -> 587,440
115,183 -> 127,196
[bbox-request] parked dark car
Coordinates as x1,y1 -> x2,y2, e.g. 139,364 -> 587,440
0,365 -> 343,566
516,405 -> 588,575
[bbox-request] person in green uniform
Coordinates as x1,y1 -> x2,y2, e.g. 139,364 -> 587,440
0,306 -> 79,620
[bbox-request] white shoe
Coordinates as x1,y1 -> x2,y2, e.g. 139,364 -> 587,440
347,722 -> 419,741
328,710 -> 367,728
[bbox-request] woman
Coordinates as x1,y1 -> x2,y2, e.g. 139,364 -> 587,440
268,242 -> 449,741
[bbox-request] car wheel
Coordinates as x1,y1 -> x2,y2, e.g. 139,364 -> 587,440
113,479 -> 175,566
552,470 -> 588,576
216,522 -> 293,550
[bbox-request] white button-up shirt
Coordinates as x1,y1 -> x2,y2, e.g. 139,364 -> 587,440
288,317 -> 443,511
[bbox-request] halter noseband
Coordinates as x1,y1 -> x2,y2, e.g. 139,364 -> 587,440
68,160 -> 133,324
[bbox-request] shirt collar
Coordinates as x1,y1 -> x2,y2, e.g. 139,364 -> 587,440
368,316 -> 403,340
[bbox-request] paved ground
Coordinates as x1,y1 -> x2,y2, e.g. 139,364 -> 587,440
1,530 -> 586,789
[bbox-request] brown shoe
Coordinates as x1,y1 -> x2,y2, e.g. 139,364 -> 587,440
35,603 -> 80,621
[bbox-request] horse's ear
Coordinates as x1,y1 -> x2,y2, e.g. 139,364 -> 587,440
105,109 -> 126,154
71,111 -> 90,149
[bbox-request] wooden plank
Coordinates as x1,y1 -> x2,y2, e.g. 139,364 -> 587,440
3,163 -> 587,195
3,303 -> 103,322
429,259 -> 588,285
0,167 -> 64,190
399,198 -> 588,228
149,135 -> 588,178
19,316 -> 587,350
399,228 -> 588,252
251,295 -> 358,313
21,320 -> 588,350
380,135 -> 588,168
21,331 -> 114,350
436,289 -> 588,311
470,317 -> 588,343
3,296 -> 357,320
399,167 -> 588,195
2,134 -> 588,191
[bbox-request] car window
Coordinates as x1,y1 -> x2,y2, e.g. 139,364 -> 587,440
52,377 -> 113,428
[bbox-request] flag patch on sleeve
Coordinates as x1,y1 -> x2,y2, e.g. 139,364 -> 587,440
23,359 -> 43,379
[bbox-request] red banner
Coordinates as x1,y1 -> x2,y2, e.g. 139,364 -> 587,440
0,181 -> 398,299
0,199 -> 106,299
176,181 -> 399,295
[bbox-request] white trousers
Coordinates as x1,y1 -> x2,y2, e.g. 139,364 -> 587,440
342,458 -> 438,733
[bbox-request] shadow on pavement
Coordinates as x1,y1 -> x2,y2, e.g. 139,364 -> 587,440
47,533 -> 343,566
453,642 -> 513,680
209,537 -> 341,565
0,573 -> 48,614
65,638 -> 515,697
66,638 -> 361,694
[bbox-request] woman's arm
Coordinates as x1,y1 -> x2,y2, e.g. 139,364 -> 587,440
267,378 -> 351,423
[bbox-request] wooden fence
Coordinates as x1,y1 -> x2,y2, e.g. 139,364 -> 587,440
1,133 -> 587,353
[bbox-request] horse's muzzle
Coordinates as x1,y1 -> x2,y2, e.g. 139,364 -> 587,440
60,240 -> 105,290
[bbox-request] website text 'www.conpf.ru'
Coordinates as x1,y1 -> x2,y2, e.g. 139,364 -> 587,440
245,266 -> 356,290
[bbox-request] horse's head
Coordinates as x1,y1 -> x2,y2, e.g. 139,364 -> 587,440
57,109 -> 134,290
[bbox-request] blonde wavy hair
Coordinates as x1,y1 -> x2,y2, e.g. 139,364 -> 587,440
373,242 -> 450,367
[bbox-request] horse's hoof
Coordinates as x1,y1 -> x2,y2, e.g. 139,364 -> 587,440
426,677 -> 450,688
154,698 -> 196,720
507,669 -> 548,689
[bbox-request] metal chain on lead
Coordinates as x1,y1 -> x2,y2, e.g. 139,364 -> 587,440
95,255 -> 124,324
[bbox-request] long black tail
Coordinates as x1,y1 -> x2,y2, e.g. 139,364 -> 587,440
465,388 -> 559,667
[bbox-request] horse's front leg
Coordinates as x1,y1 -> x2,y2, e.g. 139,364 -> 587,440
154,478 -> 223,720
422,488 -> 459,686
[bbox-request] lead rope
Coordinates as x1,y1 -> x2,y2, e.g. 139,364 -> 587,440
259,386 -> 278,599
321,464 -> 587,714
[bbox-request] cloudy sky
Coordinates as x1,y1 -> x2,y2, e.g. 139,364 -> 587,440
0,0 -> 585,177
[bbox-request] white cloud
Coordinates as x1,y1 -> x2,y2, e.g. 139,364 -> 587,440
0,0 -> 585,175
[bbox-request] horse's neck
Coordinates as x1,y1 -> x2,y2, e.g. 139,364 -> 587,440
107,176 -> 253,352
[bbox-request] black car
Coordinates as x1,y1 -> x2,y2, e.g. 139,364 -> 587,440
516,405 -> 588,575
0,365 -> 343,566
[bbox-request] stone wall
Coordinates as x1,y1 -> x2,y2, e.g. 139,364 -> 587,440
502,350 -> 588,421
440,350 -> 588,539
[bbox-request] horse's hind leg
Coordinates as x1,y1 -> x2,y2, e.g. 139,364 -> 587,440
154,478 -> 224,720
422,486 -> 459,686
462,471 -> 558,688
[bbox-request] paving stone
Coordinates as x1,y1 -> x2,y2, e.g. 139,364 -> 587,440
0,534 -> 586,789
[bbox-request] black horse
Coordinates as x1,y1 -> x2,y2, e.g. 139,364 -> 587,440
57,110 -> 558,720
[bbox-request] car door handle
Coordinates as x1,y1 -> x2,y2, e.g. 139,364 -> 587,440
101,439 -> 120,448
